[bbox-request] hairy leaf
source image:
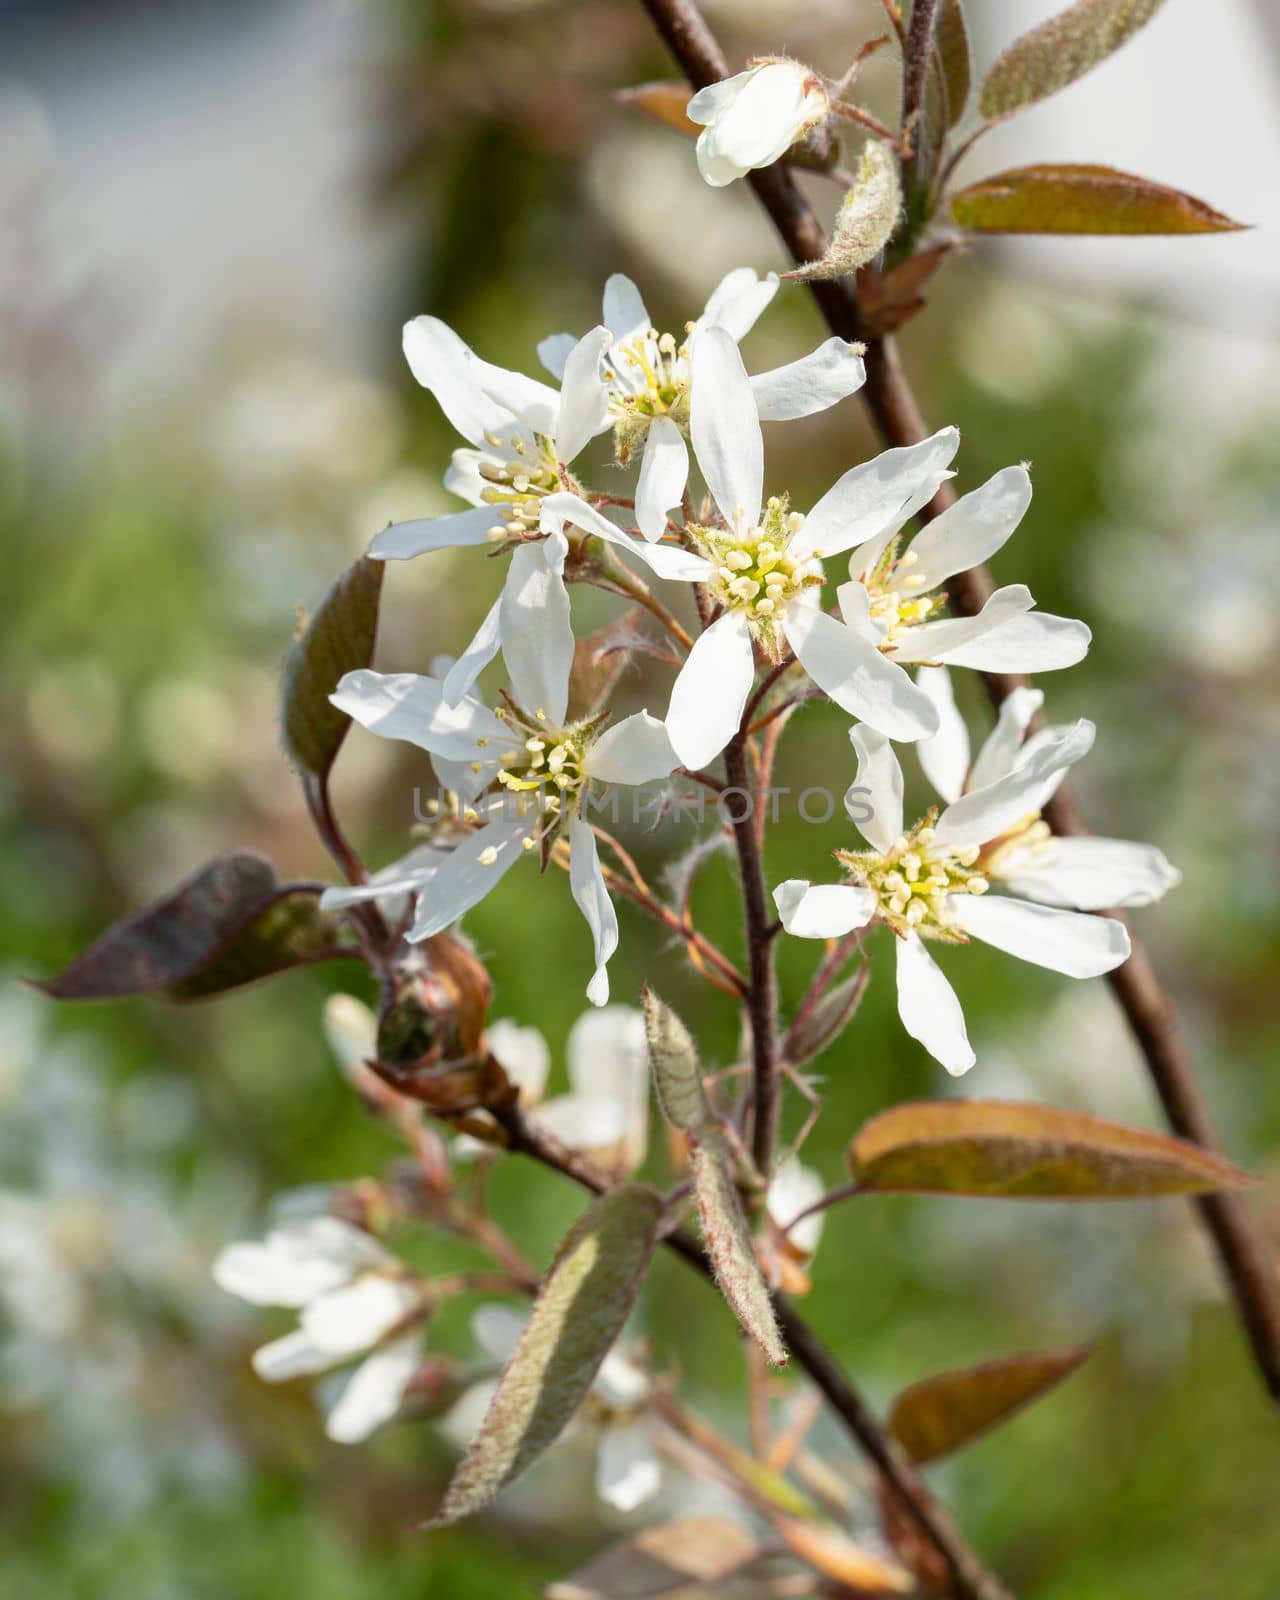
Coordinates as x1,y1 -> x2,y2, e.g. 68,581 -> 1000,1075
644,988 -> 710,1134
546,1516 -> 761,1600
692,1133 -> 787,1366
934,0 -> 972,129
888,1345 -> 1090,1463
951,164 -> 1246,235
34,852 -> 353,1003
784,141 -> 901,282
281,555 -> 384,777
980,0 -> 1166,119
785,964 -> 868,1065
615,80 -> 700,140
567,611 -> 642,723
427,1185 -> 665,1528
850,1099 -> 1255,1198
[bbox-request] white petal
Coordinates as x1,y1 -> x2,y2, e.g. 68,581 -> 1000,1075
369,505 -> 498,562
790,428 -> 960,562
768,1160 -> 826,1256
665,610 -> 756,769
595,1349 -> 650,1408
323,1333 -> 421,1444
443,447 -> 488,507
433,752 -> 505,806
949,894 -> 1131,978
409,816 -> 533,941
773,879 -> 877,939
537,332 -> 577,381
319,846 -> 442,912
585,712 -> 678,785
699,266 -> 779,342
783,605 -> 939,742
690,328 -> 763,526
887,585 -> 1035,665
252,1329 -> 338,1382
469,354 -> 561,438
602,273 -> 650,341
500,534 -> 573,724
472,1304 -> 526,1363
301,1276 -> 420,1358
402,316 -> 509,445
995,837 -> 1181,911
556,327 -> 612,464
331,669 -> 507,760
540,492 -> 713,583
569,816 -> 619,1007
686,71 -> 750,127
566,1004 -> 648,1106
847,725 -> 904,851
750,339 -> 866,422
936,611 -> 1092,673
487,1019 -> 551,1102
323,995 -> 378,1082
905,466 -> 1032,591
213,1216 -> 385,1308
935,720 -> 1094,848
538,1091 -> 631,1149
914,667 -> 970,805
442,595 -> 502,707
694,63 -> 823,183
969,686 -> 1045,790
635,416 -> 689,542
596,1421 -> 661,1512
895,934 -> 975,1075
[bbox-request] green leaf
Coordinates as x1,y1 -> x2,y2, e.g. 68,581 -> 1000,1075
34,852 -> 354,1003
934,0 -> 972,129
643,988 -> 710,1134
281,556 -> 384,777
427,1184 -> 665,1528
692,1132 -> 787,1366
850,1099 -> 1256,1198
950,164 -> 1246,235
888,1345 -> 1090,1463
979,0 -> 1166,119
784,141 -> 901,282
546,1516 -> 762,1600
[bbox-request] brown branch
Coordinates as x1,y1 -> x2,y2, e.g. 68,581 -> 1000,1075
635,0 -> 1280,1406
498,1100 -> 1012,1600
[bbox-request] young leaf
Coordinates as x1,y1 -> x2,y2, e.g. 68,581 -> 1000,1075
979,0 -> 1167,120
934,0 -> 972,129
784,141 -> 901,282
427,1184 -> 665,1528
692,1132 -> 787,1366
769,1517 -> 912,1594
784,964 -> 868,1065
567,611 -> 641,723
850,1099 -> 1256,1199
615,80 -> 700,140
33,852 -> 353,1003
951,164 -> 1246,235
546,1515 -> 761,1600
281,555 -> 384,778
644,987 -> 710,1134
888,1345 -> 1090,1463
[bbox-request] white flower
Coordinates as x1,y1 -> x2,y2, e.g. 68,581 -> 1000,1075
328,558 -> 683,1004
547,329 -> 1086,769
774,692 -> 1178,1074
213,1216 -> 425,1443
687,60 -> 830,187
536,270 -> 864,539
767,1158 -> 826,1258
449,1306 -> 660,1513
322,994 -> 378,1084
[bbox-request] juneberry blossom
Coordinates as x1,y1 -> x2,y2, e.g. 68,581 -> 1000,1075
329,539 -> 684,1004
213,1216 -> 425,1443
546,328 -> 1088,768
687,59 -> 831,187
774,697 -> 1177,1074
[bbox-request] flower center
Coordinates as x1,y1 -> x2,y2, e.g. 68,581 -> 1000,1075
837,816 -> 989,941
863,541 -> 946,650
695,497 -> 819,641
474,429 -> 562,541
476,704 -> 592,829
605,327 -> 692,463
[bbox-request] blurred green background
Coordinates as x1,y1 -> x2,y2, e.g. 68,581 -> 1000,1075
3,1 -> 1279,1596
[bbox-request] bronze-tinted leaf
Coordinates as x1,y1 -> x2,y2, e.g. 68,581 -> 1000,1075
934,0 -> 972,129
850,1099 -> 1255,1198
784,963 -> 868,1064
769,1517 -> 912,1594
427,1185 -> 665,1528
567,611 -> 641,723
951,164 -> 1246,235
980,0 -> 1166,119
784,141 -> 901,282
644,988 -> 710,1134
888,1345 -> 1090,1463
546,1516 -> 761,1600
615,80 -> 700,140
281,556 -> 384,777
691,1132 -> 787,1366
34,852 -> 353,1003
